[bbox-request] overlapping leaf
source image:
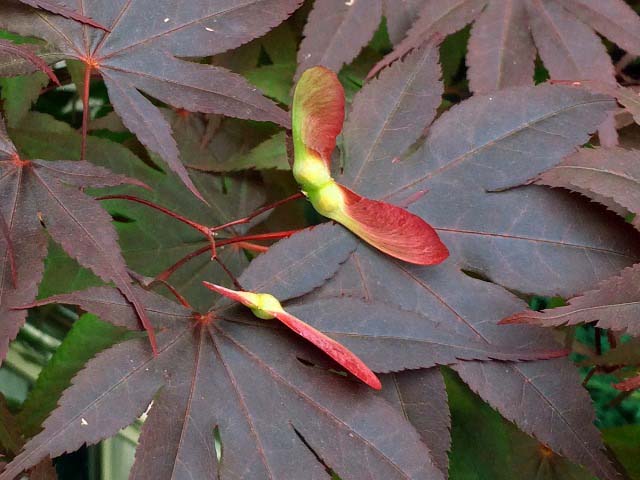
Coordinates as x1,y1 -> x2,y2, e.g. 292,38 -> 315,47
0,114 -> 158,361
16,0 -> 108,30
281,42 -> 640,479
0,0 -> 301,197
295,0 -> 382,79
3,7 -> 640,478
502,144 -> 640,393
9,110 -> 271,311
0,197 -> 585,480
373,0 -> 640,96
535,146 -> 640,229
504,263 -> 640,336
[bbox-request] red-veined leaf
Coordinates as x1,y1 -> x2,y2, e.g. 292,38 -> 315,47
17,0 -> 109,31
0,40 -> 59,86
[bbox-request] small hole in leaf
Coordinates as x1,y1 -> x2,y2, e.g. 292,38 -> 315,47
292,426 -> 339,478
460,268 -> 492,283
110,212 -> 136,223
296,356 -> 315,368
37,211 -> 46,228
213,425 -> 223,462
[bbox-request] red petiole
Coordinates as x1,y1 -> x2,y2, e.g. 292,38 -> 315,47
155,230 -> 299,283
98,193 -> 301,282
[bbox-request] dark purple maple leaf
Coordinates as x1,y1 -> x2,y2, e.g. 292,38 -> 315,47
280,40 -> 640,479
0,114 -> 157,361
0,40 -> 59,86
295,0 -> 383,79
3,21 -> 638,480
379,369 -> 451,475
502,145 -> 640,332
502,144 -> 640,392
0,0 -> 301,199
16,0 -> 109,31
370,0 -> 640,96
0,218 -> 573,480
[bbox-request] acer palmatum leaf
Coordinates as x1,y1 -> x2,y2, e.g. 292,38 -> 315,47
291,66 -> 449,265
1,286 -> 446,480
295,0 -> 382,80
17,0 -> 109,30
342,42 -> 443,188
551,79 -> 640,127
203,282 -> 382,390
0,119 -> 158,358
0,40 -> 59,86
372,0 -> 640,95
0,0 -> 301,199
534,146 -> 640,229
501,263 -> 640,337
295,43 -> 636,479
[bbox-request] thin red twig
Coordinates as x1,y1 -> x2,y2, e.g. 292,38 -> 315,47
156,245 -> 210,283
97,195 -> 211,236
235,241 -> 269,253
151,279 -> 193,309
214,256 -> 243,290
211,192 -> 304,232
155,230 -> 300,282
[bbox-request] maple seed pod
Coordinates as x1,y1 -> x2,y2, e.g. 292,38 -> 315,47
293,154 -> 332,190
203,282 -> 382,390
291,66 -> 344,191
251,293 -> 283,320
291,66 -> 450,266
308,180 -> 345,216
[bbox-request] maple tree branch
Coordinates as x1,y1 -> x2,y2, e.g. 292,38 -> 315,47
98,194 -> 302,259
582,368 -> 597,387
214,256 -> 243,290
608,389 -> 634,408
96,195 -> 211,236
235,241 -> 269,253
155,245 -> 210,283
216,230 -> 299,246
155,230 -> 300,283
151,280 -> 193,309
211,192 -> 304,232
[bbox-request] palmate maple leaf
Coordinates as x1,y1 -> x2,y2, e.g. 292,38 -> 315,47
0,0 -> 301,199
0,114 -> 159,361
0,221 -> 571,480
5,41 -> 638,480
287,40 -> 640,479
502,145 -> 640,392
0,40 -> 60,86
8,109 -> 278,311
297,0 -> 640,96
16,0 -> 109,30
